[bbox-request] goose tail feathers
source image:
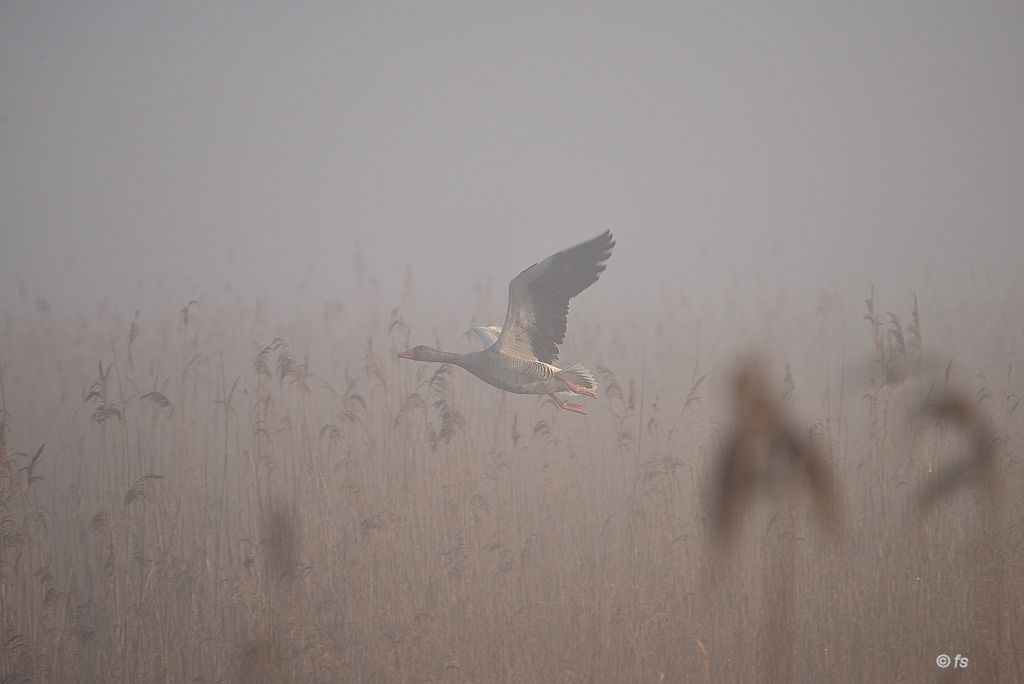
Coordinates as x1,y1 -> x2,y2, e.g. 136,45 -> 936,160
559,363 -> 597,391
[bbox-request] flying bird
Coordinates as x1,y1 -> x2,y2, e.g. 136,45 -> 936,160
468,324 -> 583,408
399,231 -> 615,414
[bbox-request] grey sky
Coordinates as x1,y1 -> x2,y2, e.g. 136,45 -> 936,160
2,1 -> 1022,320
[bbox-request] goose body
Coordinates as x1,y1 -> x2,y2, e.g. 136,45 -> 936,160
470,325 -> 584,402
399,231 -> 615,414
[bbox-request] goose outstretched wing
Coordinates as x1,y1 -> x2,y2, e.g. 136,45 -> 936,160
495,230 -> 615,363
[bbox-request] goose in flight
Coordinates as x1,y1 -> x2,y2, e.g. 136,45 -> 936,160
399,231 -> 615,414
468,324 -> 584,409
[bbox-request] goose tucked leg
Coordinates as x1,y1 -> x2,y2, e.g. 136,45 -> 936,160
555,372 -> 597,398
549,393 -> 587,415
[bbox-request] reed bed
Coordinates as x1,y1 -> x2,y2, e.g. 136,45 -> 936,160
0,281 -> 1020,682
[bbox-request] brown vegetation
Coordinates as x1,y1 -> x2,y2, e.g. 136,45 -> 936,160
0,284 -> 1020,682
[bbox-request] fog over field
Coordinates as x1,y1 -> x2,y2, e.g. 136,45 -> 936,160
1,2 -> 1023,682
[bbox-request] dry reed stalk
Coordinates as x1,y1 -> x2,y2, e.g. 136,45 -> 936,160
0,280 -> 1020,681
916,391 -> 1005,682
708,357 -> 843,682
710,357 -> 842,546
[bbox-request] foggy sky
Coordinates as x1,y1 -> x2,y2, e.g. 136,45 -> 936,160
1,1 -> 1022,320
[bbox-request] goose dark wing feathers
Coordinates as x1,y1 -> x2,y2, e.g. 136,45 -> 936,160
496,230 -> 615,363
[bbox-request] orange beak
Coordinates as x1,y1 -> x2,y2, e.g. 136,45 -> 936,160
397,349 -> 415,359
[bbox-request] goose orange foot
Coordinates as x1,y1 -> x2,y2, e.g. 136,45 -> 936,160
549,394 -> 588,414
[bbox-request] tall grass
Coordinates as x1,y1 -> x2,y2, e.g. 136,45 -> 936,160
0,281 -> 1020,682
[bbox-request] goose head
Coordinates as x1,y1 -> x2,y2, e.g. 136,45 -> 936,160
398,345 -> 447,362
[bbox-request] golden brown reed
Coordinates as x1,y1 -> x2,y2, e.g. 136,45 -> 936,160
0,284 -> 1020,683
709,355 -> 843,547
706,355 -> 843,683
915,389 -> 1008,682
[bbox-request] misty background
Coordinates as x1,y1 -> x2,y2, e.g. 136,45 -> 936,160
2,4 -> 1024,681
2,1 -> 1022,327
